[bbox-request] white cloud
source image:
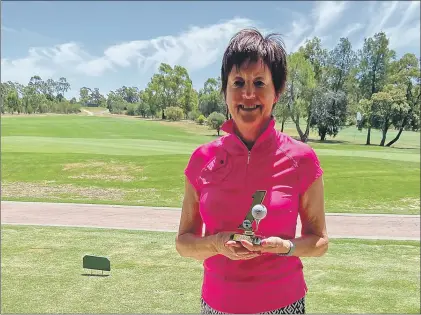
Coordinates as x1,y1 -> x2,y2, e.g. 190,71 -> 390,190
339,23 -> 364,39
311,1 -> 349,34
1,48 -> 55,84
104,41 -> 149,67
130,17 -> 257,72
281,15 -> 312,52
283,1 -> 348,52
2,3 -> 419,96
281,1 -> 419,55
356,0 -> 420,52
1,17 -> 255,86
76,58 -> 114,77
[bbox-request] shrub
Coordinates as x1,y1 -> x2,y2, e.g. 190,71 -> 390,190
197,114 -> 206,125
207,112 -> 226,135
188,110 -> 201,121
165,106 -> 184,121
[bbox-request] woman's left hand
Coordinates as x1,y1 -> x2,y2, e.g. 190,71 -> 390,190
239,237 -> 291,255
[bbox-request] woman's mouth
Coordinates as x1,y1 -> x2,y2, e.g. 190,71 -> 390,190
238,104 -> 262,112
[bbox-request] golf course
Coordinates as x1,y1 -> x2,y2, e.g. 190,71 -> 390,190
1,111 -> 420,313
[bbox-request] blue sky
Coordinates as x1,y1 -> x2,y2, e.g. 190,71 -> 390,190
2,1 -> 420,99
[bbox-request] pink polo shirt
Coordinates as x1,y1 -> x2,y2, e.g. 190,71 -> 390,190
184,118 -> 323,314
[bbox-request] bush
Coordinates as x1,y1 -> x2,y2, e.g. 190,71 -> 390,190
165,106 -> 184,121
126,103 -> 137,116
188,110 -> 201,121
109,101 -> 126,114
207,112 -> 226,135
197,114 -> 206,125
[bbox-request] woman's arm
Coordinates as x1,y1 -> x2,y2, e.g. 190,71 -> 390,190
175,177 -> 219,261
289,175 -> 329,257
175,177 -> 261,261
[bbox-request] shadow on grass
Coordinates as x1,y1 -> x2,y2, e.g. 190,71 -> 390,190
291,137 -> 418,150
351,143 -> 419,150
81,273 -> 110,277
290,136 -> 351,145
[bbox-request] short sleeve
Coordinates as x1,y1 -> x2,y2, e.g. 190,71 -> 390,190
184,145 -> 209,193
297,145 -> 324,195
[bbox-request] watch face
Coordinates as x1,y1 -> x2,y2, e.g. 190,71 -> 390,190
288,241 -> 295,255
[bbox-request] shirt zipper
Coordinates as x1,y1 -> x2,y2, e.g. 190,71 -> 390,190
235,135 -> 252,164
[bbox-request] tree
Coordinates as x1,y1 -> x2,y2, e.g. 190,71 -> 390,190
311,37 -> 357,138
385,54 -> 421,146
207,111 -> 226,136
357,32 -> 395,145
284,51 -> 316,142
143,63 -> 194,119
79,87 -> 91,105
310,87 -> 347,141
5,90 -> 20,114
116,86 -> 140,103
106,91 -> 126,114
56,77 -> 70,101
198,78 -> 225,117
272,92 -> 289,132
299,37 -> 328,85
90,88 -> 106,107
326,37 -> 357,93
370,84 -> 408,146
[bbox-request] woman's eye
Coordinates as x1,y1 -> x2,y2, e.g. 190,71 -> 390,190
233,81 -> 244,87
255,81 -> 265,87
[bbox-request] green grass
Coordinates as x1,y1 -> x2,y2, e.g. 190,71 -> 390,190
0,115 -> 212,143
1,115 -> 420,214
1,225 -> 419,314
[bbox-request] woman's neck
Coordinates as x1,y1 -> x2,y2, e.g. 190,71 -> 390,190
234,119 -> 271,151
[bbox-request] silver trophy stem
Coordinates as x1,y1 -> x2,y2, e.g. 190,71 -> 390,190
255,219 -> 261,231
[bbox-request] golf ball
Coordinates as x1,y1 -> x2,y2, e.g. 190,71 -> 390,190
252,204 -> 267,220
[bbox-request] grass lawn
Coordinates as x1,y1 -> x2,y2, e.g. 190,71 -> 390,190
1,115 -> 420,214
1,225 -> 419,314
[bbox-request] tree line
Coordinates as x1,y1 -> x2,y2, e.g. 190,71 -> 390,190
1,31 -> 420,146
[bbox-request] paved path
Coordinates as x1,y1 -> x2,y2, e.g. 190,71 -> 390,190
1,201 -> 420,240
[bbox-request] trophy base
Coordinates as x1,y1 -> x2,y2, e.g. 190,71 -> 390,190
230,233 -> 263,245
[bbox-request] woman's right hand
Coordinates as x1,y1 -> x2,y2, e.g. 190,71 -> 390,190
214,232 -> 260,260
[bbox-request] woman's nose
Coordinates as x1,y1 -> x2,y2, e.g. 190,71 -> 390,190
242,82 -> 255,99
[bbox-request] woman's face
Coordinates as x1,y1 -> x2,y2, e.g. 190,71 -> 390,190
225,59 -> 279,133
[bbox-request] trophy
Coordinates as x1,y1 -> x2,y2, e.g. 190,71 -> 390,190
230,190 -> 268,245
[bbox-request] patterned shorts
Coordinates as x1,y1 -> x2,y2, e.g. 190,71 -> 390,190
200,296 -> 305,314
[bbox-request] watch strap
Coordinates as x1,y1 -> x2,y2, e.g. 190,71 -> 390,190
277,240 -> 295,256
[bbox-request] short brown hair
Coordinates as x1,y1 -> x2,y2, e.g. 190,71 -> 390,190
220,28 -> 288,97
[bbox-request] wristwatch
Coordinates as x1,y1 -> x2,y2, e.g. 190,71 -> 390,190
277,240 -> 295,256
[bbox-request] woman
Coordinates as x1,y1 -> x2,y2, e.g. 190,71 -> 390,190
175,28 -> 328,314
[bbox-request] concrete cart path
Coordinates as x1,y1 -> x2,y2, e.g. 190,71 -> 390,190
1,201 -> 420,240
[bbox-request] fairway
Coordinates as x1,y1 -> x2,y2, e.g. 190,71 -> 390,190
1,225 -> 419,314
1,115 -> 420,214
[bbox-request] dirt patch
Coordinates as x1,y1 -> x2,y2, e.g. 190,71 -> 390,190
28,248 -> 54,253
62,160 -> 146,182
1,182 -> 160,201
158,120 -> 221,136
398,198 -> 420,210
1,181 -> 157,202
2,181 -> 125,201
63,160 -> 143,172
68,174 -> 136,182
